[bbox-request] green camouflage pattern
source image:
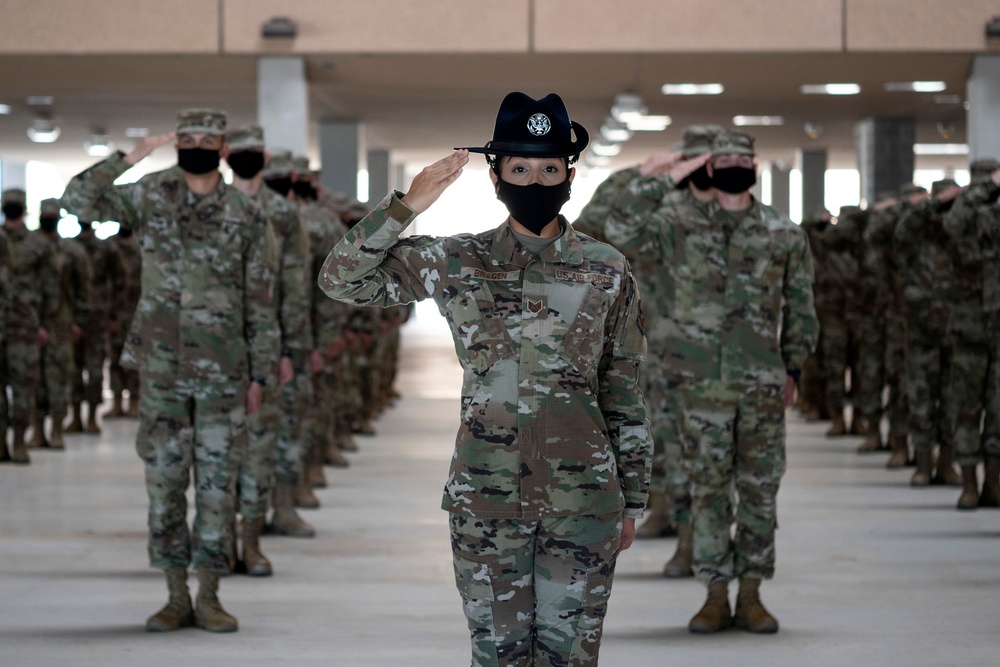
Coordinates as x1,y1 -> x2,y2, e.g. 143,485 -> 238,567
1,188 -> 26,205
0,230 -> 11,435
320,192 -> 652,520
226,125 -> 264,151
818,211 -> 862,415
450,511 -> 621,667
72,229 -> 122,406
108,232 -> 142,402
176,107 -> 226,136
798,217 -> 830,413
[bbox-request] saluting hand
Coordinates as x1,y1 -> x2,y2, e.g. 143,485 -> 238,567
401,150 -> 469,214
638,150 -> 683,178
124,132 -> 176,167
668,153 -> 712,185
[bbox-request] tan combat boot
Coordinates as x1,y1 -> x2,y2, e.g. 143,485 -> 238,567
146,567 -> 194,632
194,569 -> 238,632
241,516 -> 272,577
324,441 -> 350,468
64,403 -> 83,433
688,581 -> 732,633
734,578 -> 779,633
268,483 -> 316,537
857,431 -> 885,453
911,450 -> 933,486
636,492 -> 674,539
106,393 -> 125,418
84,402 -> 101,435
957,465 -> 980,510
931,446 -> 962,486
849,416 -> 869,436
49,414 -> 65,450
11,426 -> 30,464
885,434 -> 911,468
826,414 -> 847,437
980,456 -> 1000,508
27,413 -> 48,448
295,481 -> 320,508
662,522 -> 694,578
337,423 -> 359,452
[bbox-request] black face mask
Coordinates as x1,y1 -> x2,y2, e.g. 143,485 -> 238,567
711,166 -> 757,194
689,165 -> 714,191
292,180 -> 317,201
265,177 -> 292,197
2,203 -> 25,220
118,227 -> 134,239
226,151 -> 265,179
177,148 -> 221,175
39,216 -> 59,233
495,177 -> 571,236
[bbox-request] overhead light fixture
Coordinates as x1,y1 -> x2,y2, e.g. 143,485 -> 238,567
662,83 -> 724,95
0,104 -> 11,115
591,141 -> 622,157
261,16 -> 297,38
125,127 -> 150,138
600,117 -> 633,143
585,153 -> 613,168
27,116 -> 61,143
625,115 -> 671,132
84,131 -> 115,157
733,115 -> 784,127
26,95 -> 54,106
913,143 -> 969,155
610,93 -> 646,123
801,83 -> 860,95
884,81 -> 947,93
804,122 -> 824,139
933,94 -> 962,105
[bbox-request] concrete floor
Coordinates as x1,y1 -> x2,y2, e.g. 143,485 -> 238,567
2,324 -> 999,667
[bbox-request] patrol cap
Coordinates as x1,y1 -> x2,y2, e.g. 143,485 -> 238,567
39,198 -> 62,216
875,190 -> 896,203
838,205 -> 862,218
291,155 -> 311,176
176,108 -> 227,136
226,125 -> 265,151
970,157 -> 1000,181
262,149 -> 293,178
681,124 -> 725,157
1,188 -> 26,205
930,178 -> 959,197
711,131 -> 756,156
899,183 -> 927,197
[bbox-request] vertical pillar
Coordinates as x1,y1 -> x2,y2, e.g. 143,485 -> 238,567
769,162 -> 791,217
0,160 -> 27,193
257,57 -> 308,155
393,164 -> 408,194
366,149 -> 390,205
319,121 -> 363,198
799,148 -> 827,217
855,118 -> 914,205
967,55 -> 1000,161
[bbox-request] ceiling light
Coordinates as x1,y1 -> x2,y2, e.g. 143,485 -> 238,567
610,93 -> 646,123
26,95 -> 54,106
626,115 -> 671,132
800,83 -> 860,95
591,141 -> 622,157
585,154 -> 614,168
662,83 -> 724,95
0,104 -> 11,115
933,94 -> 962,105
733,115 -> 784,127
125,127 -> 149,138
884,81 -> 947,93
600,118 -> 633,143
27,116 -> 61,143
261,16 -> 297,38
85,131 -> 115,157
913,143 -> 969,156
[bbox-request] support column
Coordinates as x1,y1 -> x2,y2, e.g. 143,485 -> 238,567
257,57 -> 308,155
0,160 -> 27,193
393,164 -> 408,194
769,161 -> 791,217
855,118 -> 914,206
967,55 -> 1000,161
366,149 -> 390,205
319,121 -> 363,199
798,148 -> 827,217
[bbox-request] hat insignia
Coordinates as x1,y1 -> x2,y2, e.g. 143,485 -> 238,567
527,113 -> 551,137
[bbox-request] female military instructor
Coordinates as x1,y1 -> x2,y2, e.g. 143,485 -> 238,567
319,92 -> 652,667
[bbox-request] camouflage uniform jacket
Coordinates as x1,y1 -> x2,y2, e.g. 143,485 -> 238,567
254,188 -> 311,362
301,199 -> 352,351
2,224 -> 58,332
573,166 -> 670,243
41,233 -> 93,338
320,192 -> 652,520
819,220 -> 860,327
61,153 -> 278,386
944,178 -> 1000,340
110,233 -> 142,323
75,230 -> 123,330
801,219 -> 834,314
894,197 -> 955,333
608,175 -> 817,385
0,229 -> 10,342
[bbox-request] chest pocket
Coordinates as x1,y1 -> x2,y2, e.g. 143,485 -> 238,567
559,285 -> 611,372
443,283 -> 515,374
203,218 -> 245,281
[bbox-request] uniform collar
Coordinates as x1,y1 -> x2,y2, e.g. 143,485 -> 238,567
489,215 -> 584,267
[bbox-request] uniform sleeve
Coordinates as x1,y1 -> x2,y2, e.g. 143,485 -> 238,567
319,191 -> 449,308
61,153 -> 144,230
243,206 -> 280,382
780,225 -> 819,371
37,243 -> 59,331
0,234 -> 10,342
277,207 -> 312,356
573,167 -> 641,243
604,170 -> 676,259
72,246 -> 94,325
944,180 -> 999,264
598,270 -> 653,518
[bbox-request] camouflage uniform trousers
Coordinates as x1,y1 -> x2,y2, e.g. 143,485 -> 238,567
338,351 -> 364,436
2,326 -> 41,431
645,366 -> 690,524
855,315 -> 886,427
450,511 -> 622,667
680,380 -> 786,585
273,368 -> 310,486
948,338 -> 1000,466
73,324 -> 106,407
820,314 -> 852,415
37,332 -> 74,422
237,387 -> 280,520
903,324 -> 952,453
884,315 -> 910,437
108,317 -> 139,402
307,365 -> 338,463
136,373 -> 248,573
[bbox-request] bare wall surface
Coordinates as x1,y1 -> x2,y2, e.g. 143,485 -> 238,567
846,0 -> 1000,52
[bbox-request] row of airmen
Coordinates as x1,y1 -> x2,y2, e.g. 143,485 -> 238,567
0,113 -> 408,632
800,159 -> 1000,512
